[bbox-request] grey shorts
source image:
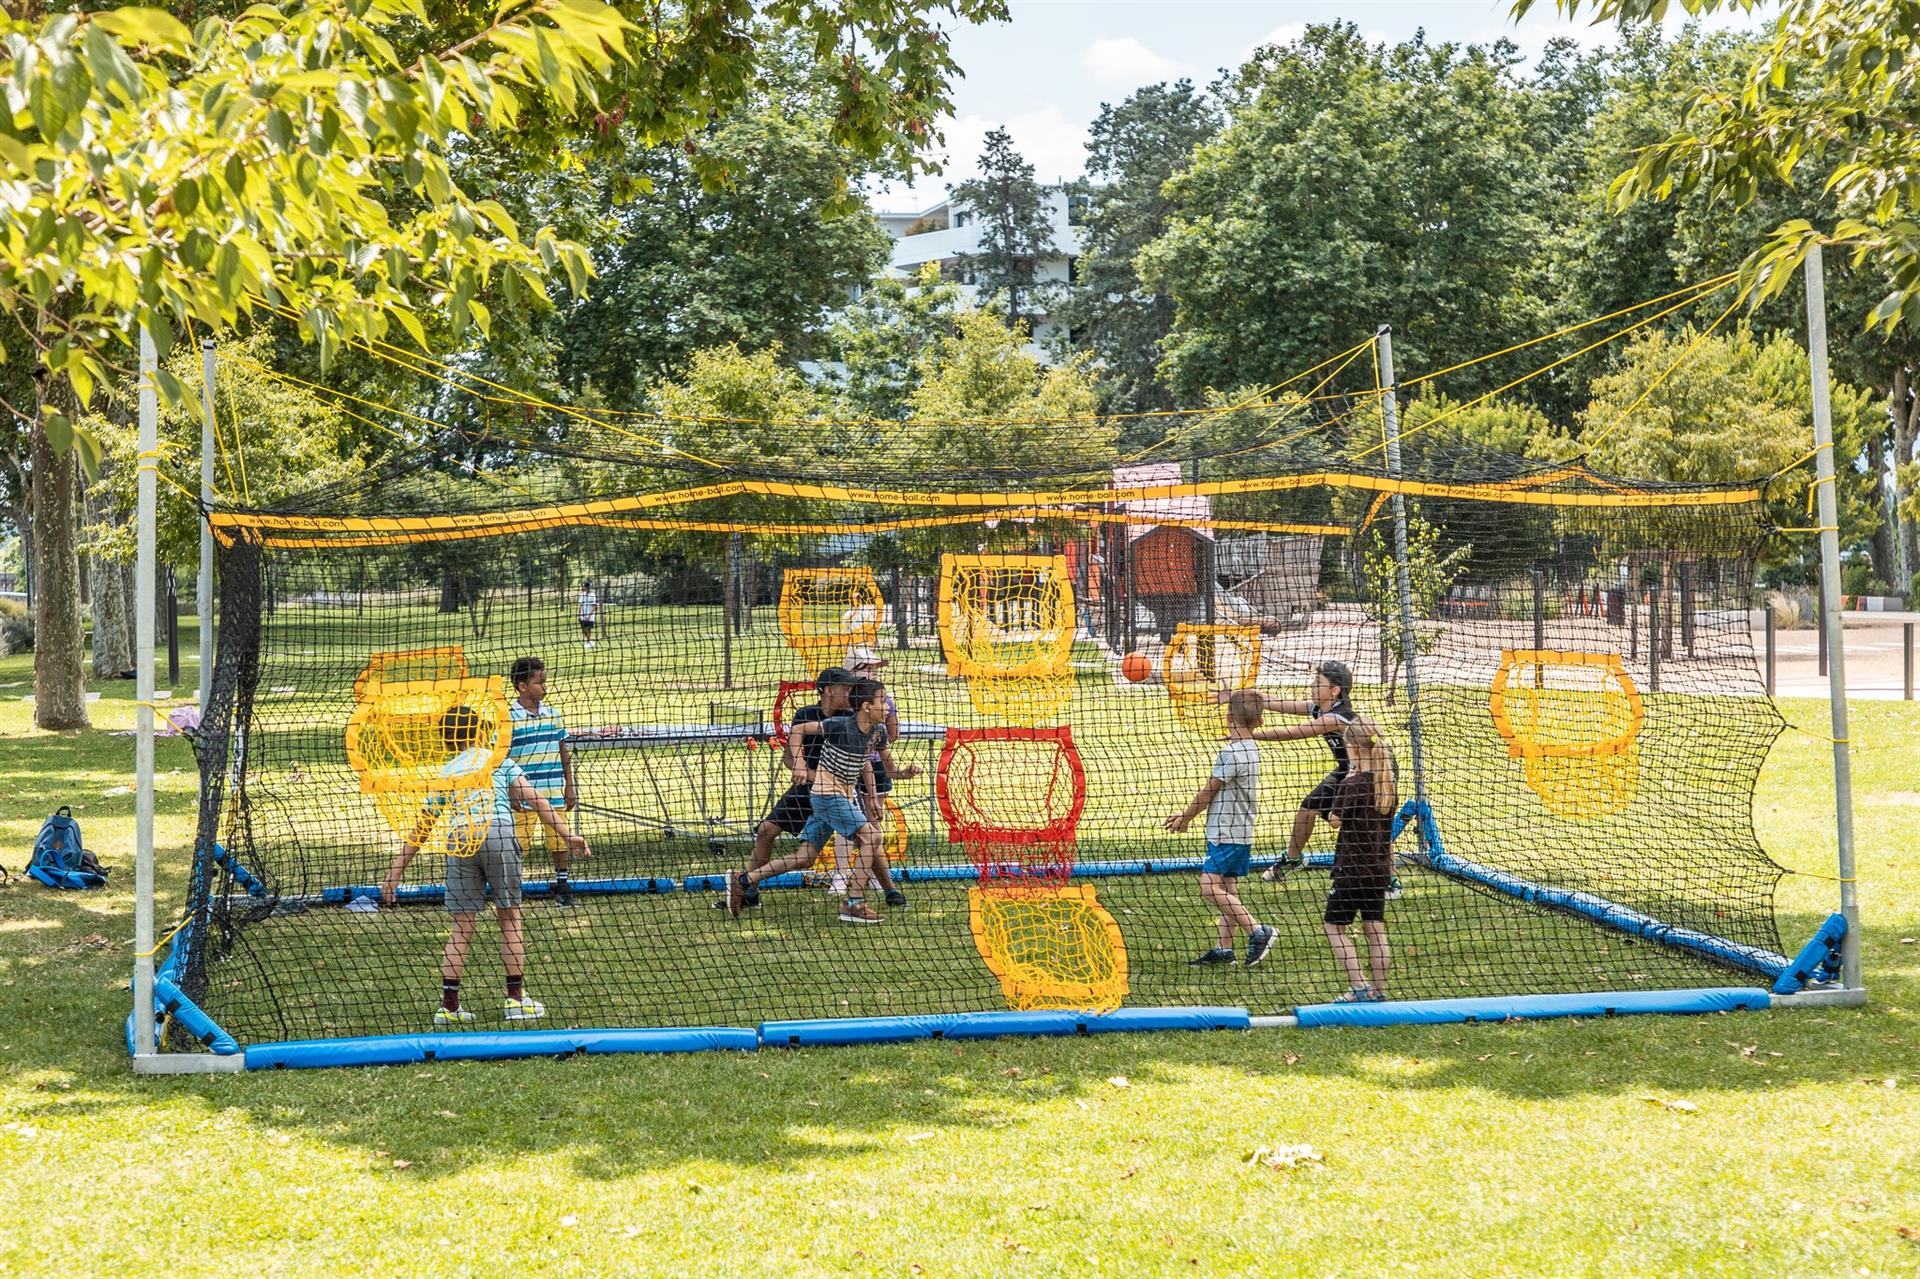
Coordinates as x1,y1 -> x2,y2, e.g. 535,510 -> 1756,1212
445,818 -> 523,913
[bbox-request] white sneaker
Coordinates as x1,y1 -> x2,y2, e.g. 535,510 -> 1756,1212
583,640 -> 594,650
829,873 -> 848,896
504,996 -> 547,1021
434,1005 -> 475,1027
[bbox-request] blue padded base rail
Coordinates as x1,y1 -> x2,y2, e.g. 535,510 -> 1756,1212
1295,987 -> 1773,1028
761,1006 -> 1250,1048
246,1027 -> 760,1069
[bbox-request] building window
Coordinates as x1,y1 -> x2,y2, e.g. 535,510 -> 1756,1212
1067,256 -> 1081,284
954,210 -> 971,228
1067,193 -> 1091,226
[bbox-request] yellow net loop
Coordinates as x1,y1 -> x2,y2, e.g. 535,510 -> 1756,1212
134,915 -> 191,959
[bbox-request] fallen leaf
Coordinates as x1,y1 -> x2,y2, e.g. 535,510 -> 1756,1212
391,1159 -> 412,1169
1900,938 -> 1917,946
1120,1166 -> 1138,1180
559,1214 -> 578,1228
1106,1075 -> 1131,1089
1639,1095 -> 1698,1113
1896,1225 -> 1920,1245
903,1131 -> 935,1143
1245,1142 -> 1323,1171
1001,1066 -> 1023,1077
1282,1052 -> 1300,1066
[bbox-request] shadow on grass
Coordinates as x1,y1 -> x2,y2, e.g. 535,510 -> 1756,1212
5,896 -> 1912,1186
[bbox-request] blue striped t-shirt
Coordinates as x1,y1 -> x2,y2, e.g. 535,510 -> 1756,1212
507,700 -> 569,802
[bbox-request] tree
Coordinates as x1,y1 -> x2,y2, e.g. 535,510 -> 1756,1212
1138,25 -> 1556,404
553,50 -> 895,405
824,264 -> 965,421
1058,79 -> 1220,420
951,128 -> 1053,332
0,0 -> 1004,727
1572,323 -> 1883,580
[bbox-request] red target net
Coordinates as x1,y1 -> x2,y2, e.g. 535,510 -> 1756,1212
935,727 -> 1087,888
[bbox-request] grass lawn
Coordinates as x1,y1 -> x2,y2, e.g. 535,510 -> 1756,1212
2,622 -> 1918,1276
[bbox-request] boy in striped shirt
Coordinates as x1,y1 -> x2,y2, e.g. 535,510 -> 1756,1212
507,656 -> 585,907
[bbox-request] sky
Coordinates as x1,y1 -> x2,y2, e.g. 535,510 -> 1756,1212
873,0 -> 1770,212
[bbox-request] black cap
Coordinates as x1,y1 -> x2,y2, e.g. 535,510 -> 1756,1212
815,665 -> 855,688
1318,659 -> 1353,695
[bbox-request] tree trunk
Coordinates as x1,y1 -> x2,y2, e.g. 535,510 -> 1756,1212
1894,365 -> 1919,591
86,479 -> 130,677
30,406 -> 89,729
438,569 -> 464,614
1868,428 -> 1898,590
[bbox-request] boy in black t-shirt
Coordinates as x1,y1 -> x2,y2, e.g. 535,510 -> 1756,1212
722,667 -> 853,913
730,680 -> 919,923
1242,660 -> 1358,880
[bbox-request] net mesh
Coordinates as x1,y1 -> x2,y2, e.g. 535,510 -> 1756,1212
170,410 -> 1789,1047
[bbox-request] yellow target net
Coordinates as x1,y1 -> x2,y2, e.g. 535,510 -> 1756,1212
968,884 -> 1129,1013
1489,649 -> 1644,821
1164,624 -> 1263,735
937,554 -> 1077,725
344,654 -> 512,858
777,567 -> 884,674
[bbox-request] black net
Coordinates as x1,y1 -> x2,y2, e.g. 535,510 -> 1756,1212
176,413 -> 1787,1045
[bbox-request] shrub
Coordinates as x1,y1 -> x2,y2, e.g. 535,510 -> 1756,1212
0,597 -> 32,656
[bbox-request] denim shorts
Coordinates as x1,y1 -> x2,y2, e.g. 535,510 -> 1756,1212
799,792 -> 869,849
1203,841 -> 1253,878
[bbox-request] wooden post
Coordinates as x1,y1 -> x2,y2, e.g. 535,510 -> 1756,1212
1765,603 -> 1776,696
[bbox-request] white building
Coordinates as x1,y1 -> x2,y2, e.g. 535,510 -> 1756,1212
873,186 -> 1089,349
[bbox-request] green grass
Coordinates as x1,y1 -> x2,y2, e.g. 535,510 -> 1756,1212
3,622 -> 1919,1276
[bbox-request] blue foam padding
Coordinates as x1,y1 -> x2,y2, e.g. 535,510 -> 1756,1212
245,1026 -> 759,1069
321,876 -> 677,905
762,1006 -> 1249,1047
152,976 -> 241,1055
1771,912 -> 1849,994
1296,987 -> 1773,1028
211,844 -> 266,898
1424,850 -> 1791,979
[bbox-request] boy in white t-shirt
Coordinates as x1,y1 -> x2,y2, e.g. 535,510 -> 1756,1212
1166,688 -> 1277,967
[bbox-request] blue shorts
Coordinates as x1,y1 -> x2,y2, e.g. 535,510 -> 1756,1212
799,792 -> 869,849
1203,842 -> 1253,878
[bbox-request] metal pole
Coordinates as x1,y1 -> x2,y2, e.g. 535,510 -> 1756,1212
1531,567 -> 1546,652
1765,603 -> 1776,696
198,340 -> 215,711
133,327 -> 158,1058
1906,621 -> 1914,702
1376,326 -> 1428,813
1648,585 -> 1660,693
1816,560 -> 1828,677
1805,242 -> 1862,991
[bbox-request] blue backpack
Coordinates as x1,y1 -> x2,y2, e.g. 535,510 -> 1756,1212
27,807 -> 108,890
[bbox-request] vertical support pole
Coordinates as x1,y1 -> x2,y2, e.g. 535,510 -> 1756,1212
198,340 -> 215,712
722,534 -> 739,690
1905,621 -> 1914,701
133,327 -> 158,1058
1629,579 -> 1639,661
893,563 -> 908,651
1531,567 -> 1546,652
1765,603 -> 1776,696
1806,241 -> 1862,991
1679,560 -> 1696,657
166,566 -> 179,687
1647,585 -> 1661,693
1376,326 -> 1428,816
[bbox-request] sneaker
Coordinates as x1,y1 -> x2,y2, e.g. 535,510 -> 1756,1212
583,640 -> 595,649
1260,856 -> 1301,883
1244,926 -> 1277,967
1385,876 -> 1403,901
433,1005 -> 475,1027
727,870 -> 747,918
883,888 -> 907,908
838,901 -> 883,925
1190,947 -> 1234,966
504,996 -> 547,1021
829,872 -> 848,896
1332,985 -> 1375,1004
552,889 -> 577,909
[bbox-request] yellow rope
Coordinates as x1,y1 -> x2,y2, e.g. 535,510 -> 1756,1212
1771,442 -> 1831,478
1118,335 -> 1377,464
1401,273 -> 1738,389
1578,294 -> 1744,457
1353,279 -> 1737,463
134,915 -> 190,959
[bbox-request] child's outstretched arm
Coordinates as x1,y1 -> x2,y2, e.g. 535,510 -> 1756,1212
878,745 -> 920,781
1214,686 -> 1312,715
784,721 -> 822,781
1166,778 -> 1224,833
1252,712 -> 1345,743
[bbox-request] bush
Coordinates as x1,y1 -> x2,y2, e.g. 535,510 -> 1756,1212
1842,562 -> 1891,597
0,597 -> 32,656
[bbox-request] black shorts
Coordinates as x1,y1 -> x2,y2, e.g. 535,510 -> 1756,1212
1323,873 -> 1389,926
1301,770 -> 1347,815
763,784 -> 811,835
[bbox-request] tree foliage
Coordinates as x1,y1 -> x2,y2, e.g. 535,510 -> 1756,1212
824,263 -> 965,421
1058,78 -> 1220,420
951,126 -> 1053,332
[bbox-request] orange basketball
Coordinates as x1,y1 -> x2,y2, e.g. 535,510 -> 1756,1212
1121,652 -> 1152,683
